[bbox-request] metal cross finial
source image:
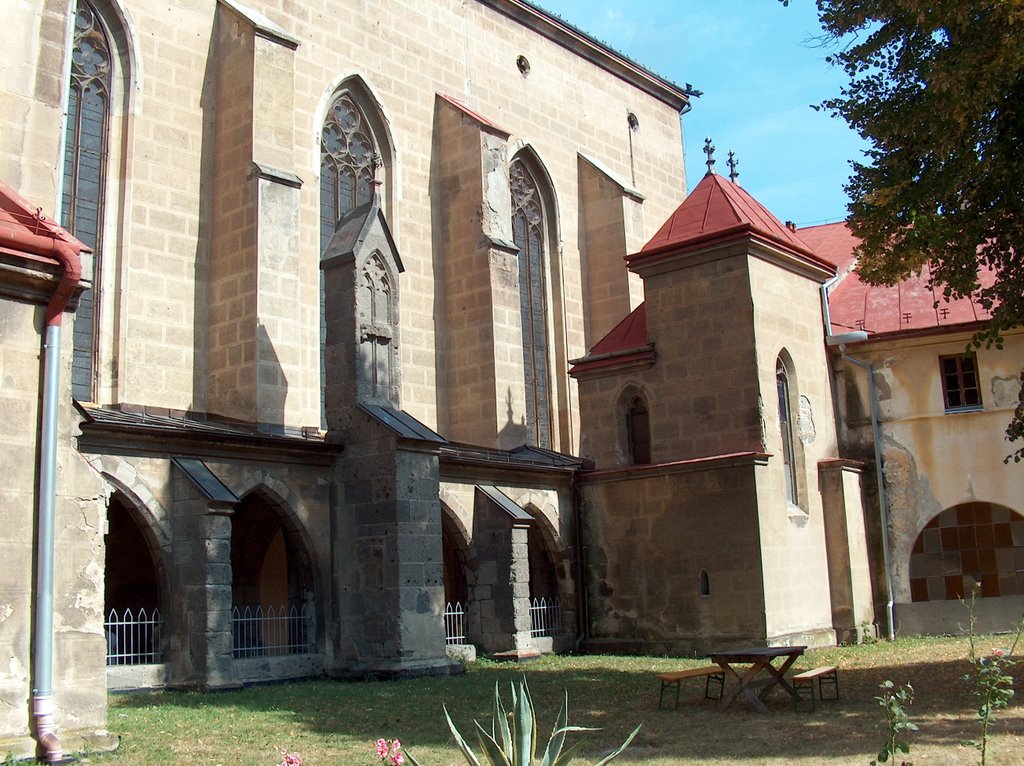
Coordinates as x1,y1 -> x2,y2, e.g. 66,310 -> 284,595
727,151 -> 739,184
703,137 -> 716,175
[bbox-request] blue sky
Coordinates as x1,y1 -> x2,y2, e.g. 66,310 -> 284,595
537,0 -> 867,227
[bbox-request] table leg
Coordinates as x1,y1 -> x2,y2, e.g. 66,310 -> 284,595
718,661 -> 770,713
757,654 -> 802,703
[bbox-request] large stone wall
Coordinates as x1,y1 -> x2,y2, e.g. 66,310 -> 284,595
0,295 -> 108,744
3,0 -> 688,450
582,457 -> 768,655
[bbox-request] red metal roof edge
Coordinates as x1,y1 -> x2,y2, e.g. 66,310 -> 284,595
627,224 -> 834,275
835,319 -> 993,346
436,93 -> 511,137
569,348 -> 656,377
0,181 -> 90,253
584,450 -> 771,479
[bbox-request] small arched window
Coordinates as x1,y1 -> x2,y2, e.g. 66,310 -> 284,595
776,358 -> 799,506
510,158 -> 551,447
64,0 -> 113,401
627,396 -> 651,464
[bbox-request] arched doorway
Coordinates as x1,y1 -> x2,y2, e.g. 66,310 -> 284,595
104,492 -> 163,664
441,511 -> 470,645
527,524 -> 562,637
909,502 -> 1024,601
230,491 -> 315,657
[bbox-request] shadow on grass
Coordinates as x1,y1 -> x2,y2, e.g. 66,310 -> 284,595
107,650 -> 1024,764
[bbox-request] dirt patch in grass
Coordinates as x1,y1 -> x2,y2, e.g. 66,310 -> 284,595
85,636 -> 1023,766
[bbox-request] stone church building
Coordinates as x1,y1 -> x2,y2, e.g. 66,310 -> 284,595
3,0 -> 1022,760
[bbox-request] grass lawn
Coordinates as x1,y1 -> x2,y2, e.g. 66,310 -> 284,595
87,636 -> 1024,766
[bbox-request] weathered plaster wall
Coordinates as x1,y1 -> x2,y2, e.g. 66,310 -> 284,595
836,329 -> 1024,616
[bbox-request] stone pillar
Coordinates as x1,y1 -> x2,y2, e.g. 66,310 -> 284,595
328,416 -> 455,677
435,96 -> 530,448
207,2 -> 307,427
820,459 -> 876,643
470,487 -> 534,656
168,467 -> 239,689
578,154 -> 646,345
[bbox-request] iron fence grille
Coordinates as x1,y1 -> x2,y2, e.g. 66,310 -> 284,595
232,604 -> 313,658
444,601 -> 466,645
529,596 -> 563,637
105,607 -> 163,665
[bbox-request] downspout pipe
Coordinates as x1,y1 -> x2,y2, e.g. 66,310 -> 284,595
820,281 -> 896,641
1,222 -> 84,763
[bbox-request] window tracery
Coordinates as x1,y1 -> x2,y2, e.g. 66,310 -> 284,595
511,159 -> 551,448
63,0 -> 112,400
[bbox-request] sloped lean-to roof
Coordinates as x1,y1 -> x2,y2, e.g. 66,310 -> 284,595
568,303 -> 654,377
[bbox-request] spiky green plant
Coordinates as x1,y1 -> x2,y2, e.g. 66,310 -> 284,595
405,677 -> 640,766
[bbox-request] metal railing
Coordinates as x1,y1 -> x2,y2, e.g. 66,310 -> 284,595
529,596 -> 563,637
444,601 -> 466,645
105,607 -> 163,665
231,604 -> 313,658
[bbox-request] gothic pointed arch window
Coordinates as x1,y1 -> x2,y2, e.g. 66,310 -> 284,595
627,395 -> 651,464
510,158 -> 551,447
319,89 -> 384,425
776,356 -> 800,507
63,0 -> 112,401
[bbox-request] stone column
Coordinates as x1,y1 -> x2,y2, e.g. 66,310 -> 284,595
470,488 -> 534,656
168,467 -> 239,689
820,459 -> 876,643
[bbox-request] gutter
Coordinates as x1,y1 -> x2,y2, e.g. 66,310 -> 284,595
820,281 -> 896,641
0,221 -> 84,762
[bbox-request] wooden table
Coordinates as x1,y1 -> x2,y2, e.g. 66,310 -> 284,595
708,646 -> 806,712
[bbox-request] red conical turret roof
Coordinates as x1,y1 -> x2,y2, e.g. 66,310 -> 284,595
627,173 -> 829,270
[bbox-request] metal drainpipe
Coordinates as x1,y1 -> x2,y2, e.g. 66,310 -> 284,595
2,222 -> 83,762
819,281 -> 896,641
839,346 -> 897,641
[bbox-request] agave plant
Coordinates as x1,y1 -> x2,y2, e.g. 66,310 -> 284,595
405,677 -> 640,766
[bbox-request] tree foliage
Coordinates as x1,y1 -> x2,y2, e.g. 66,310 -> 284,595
808,0 -> 1024,461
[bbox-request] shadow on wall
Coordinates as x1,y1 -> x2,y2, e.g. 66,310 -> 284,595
498,387 -> 527,449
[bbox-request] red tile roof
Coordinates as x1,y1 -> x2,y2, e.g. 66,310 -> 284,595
630,172 -> 828,268
800,221 -> 994,336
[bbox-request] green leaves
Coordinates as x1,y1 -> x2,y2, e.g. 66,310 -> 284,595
816,0 -> 1024,462
431,678 -> 639,766
869,680 -> 916,766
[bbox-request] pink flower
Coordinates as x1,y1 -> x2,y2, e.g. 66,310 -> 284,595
376,739 -> 389,759
392,753 -> 405,766
992,647 -> 1006,657
278,752 -> 302,766
391,739 -> 402,753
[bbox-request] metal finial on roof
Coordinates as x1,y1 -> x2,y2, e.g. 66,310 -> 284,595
727,151 -> 739,184
703,137 -> 715,175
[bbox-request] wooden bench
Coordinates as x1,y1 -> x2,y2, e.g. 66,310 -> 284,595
656,666 -> 725,709
791,666 -> 839,711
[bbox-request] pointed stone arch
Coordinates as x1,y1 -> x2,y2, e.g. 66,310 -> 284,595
87,454 -> 171,551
